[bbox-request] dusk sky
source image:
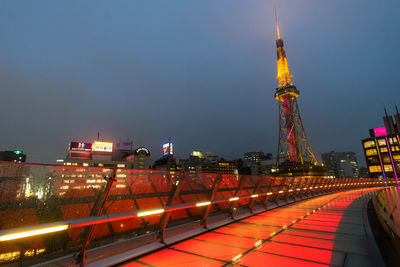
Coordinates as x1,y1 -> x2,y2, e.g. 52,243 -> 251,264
0,1 -> 399,166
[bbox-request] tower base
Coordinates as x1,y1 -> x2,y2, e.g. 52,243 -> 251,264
271,161 -> 327,178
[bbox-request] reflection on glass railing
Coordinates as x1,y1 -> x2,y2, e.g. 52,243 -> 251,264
0,161 -> 393,266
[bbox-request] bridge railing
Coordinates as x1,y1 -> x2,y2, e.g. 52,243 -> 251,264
0,162 -> 395,266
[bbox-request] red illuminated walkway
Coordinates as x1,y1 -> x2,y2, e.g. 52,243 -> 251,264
119,188 -> 381,267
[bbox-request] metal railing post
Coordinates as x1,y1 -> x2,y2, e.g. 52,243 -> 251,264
284,177 -> 294,202
230,175 -> 245,219
76,168 -> 117,267
248,176 -> 262,213
263,178 -> 274,208
201,174 -> 222,227
157,171 -> 184,242
274,177 -> 286,205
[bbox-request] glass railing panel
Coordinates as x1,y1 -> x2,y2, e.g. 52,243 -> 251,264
0,161 -> 386,266
0,162 -> 115,265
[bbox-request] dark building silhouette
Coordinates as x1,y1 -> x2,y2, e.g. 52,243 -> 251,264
321,151 -> 359,178
0,150 -> 26,163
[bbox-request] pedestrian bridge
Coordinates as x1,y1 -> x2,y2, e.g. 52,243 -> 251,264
0,162 -> 396,266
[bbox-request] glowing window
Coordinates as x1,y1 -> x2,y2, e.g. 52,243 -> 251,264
378,139 -> 386,146
363,141 -> 375,148
380,147 -> 388,153
365,149 -> 377,156
393,155 -> 400,161
384,165 -> 393,172
369,165 -> 381,172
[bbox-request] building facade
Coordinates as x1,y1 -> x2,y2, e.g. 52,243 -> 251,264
361,109 -> 400,179
321,151 -> 359,178
61,140 -> 150,169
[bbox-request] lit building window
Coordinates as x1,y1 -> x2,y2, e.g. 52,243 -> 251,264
369,165 -> 381,172
365,149 -> 377,156
378,139 -> 386,146
363,140 -> 375,148
384,165 -> 393,172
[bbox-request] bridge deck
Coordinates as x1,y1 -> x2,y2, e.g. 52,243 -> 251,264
119,188 -> 381,267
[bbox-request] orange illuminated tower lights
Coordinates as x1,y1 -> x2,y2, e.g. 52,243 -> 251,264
272,11 -> 326,177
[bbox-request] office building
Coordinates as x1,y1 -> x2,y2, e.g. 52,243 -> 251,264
361,108 -> 400,179
62,140 -> 133,168
242,152 -> 275,175
321,151 -> 359,178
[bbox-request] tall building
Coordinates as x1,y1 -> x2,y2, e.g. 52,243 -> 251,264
321,151 -> 359,178
0,150 -> 26,163
243,152 -> 275,175
124,147 -> 151,169
180,151 -> 204,173
271,11 -> 326,177
361,108 -> 400,179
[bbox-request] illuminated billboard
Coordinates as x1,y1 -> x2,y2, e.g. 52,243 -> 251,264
162,142 -> 173,156
92,141 -> 113,152
69,142 -> 92,151
373,127 -> 387,137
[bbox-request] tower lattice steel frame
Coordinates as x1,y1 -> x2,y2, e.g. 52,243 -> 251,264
273,11 -> 322,175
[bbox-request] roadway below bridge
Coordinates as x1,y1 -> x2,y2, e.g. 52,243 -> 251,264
113,188 -> 384,267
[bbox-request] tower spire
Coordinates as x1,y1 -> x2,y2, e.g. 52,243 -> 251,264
274,10 -> 293,88
275,7 -> 280,40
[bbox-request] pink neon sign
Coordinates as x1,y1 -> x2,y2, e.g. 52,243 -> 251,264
374,127 -> 387,137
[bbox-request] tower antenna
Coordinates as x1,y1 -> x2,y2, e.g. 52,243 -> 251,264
275,7 -> 280,39
384,107 -> 389,117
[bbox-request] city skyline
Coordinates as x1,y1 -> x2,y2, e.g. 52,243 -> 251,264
0,1 -> 399,164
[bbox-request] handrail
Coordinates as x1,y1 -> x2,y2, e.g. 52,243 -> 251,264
0,180 -> 391,242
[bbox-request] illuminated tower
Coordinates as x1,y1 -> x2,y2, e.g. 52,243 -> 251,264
272,11 -> 326,177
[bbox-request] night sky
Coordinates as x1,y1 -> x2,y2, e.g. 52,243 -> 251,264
1,1 -> 399,166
